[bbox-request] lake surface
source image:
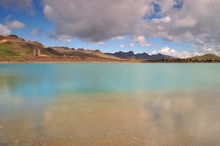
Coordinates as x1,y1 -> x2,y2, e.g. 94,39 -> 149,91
0,64 -> 220,145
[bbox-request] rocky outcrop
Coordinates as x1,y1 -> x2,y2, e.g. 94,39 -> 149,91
9,35 -> 25,41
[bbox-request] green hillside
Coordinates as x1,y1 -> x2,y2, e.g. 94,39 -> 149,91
0,35 -> 54,61
190,54 -> 220,60
0,35 -> 50,56
0,44 -> 20,56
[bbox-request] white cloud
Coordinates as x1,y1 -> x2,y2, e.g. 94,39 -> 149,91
43,5 -> 53,20
201,45 -> 220,55
174,17 -> 197,28
181,51 -> 191,58
160,46 -> 172,54
31,29 -> 43,36
133,35 -> 154,47
152,50 -> 157,54
153,46 -> 192,58
0,0 -> 34,14
179,31 -> 194,42
130,43 -> 134,48
6,20 -> 26,30
152,16 -> 171,23
194,52 -> 203,56
48,32 -> 72,43
120,44 -> 126,48
48,32 -> 57,40
58,35 -> 72,43
0,24 -> 11,36
195,39 -> 205,45
114,36 -> 126,40
92,42 -> 104,46
192,43 -> 220,56
43,0 -> 152,42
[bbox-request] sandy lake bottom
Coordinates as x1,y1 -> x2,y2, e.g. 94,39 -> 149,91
0,64 -> 220,145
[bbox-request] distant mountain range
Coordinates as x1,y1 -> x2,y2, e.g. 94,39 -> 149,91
106,51 -> 174,60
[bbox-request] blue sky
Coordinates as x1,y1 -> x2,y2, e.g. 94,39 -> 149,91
1,0 -> 220,58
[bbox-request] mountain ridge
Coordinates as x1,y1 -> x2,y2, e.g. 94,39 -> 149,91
106,51 -> 175,60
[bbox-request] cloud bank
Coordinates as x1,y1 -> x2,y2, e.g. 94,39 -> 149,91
43,0 -> 152,42
0,0 -> 34,14
137,0 -> 220,54
47,32 -> 72,43
132,36 -> 154,47
42,0 -> 220,55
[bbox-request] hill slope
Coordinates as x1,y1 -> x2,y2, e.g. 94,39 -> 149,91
0,35 -> 121,62
49,47 -> 120,60
190,54 -> 220,60
0,35 -> 54,59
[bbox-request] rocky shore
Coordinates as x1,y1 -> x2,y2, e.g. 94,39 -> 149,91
141,58 -> 220,63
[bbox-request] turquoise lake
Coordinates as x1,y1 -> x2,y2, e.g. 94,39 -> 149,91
0,64 -> 220,145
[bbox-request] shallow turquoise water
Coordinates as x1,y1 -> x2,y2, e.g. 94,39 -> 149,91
1,64 -> 220,97
0,64 -> 220,145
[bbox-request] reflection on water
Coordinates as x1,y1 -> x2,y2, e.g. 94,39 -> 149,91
0,64 -> 220,145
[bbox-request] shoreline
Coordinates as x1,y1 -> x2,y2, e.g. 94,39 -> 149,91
1,61 -> 220,64
1,56 -> 220,64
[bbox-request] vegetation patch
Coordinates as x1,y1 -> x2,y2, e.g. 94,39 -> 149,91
0,56 -> 23,62
0,44 -> 19,56
190,54 -> 220,60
